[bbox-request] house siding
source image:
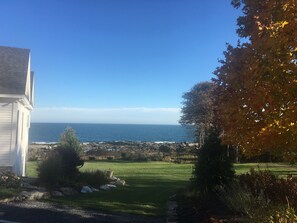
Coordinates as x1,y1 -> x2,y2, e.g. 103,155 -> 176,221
0,103 -> 13,166
12,102 -> 30,176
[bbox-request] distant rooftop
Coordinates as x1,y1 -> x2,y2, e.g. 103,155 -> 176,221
0,46 -> 30,95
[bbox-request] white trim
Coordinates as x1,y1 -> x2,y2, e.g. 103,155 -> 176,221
0,94 -> 24,98
0,95 -> 33,110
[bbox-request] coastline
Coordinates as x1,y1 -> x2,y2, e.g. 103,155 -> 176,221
29,141 -> 198,162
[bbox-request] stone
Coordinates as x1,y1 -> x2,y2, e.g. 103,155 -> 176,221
106,170 -> 113,179
81,186 -> 93,193
115,180 -> 126,186
21,183 -> 39,190
20,191 -> 49,200
51,191 -> 64,197
59,187 -> 78,196
99,185 -> 110,190
91,187 -> 99,192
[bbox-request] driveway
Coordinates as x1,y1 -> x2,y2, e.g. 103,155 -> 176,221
0,201 -> 164,223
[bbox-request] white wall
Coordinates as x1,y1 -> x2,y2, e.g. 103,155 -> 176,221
0,100 -> 31,176
0,102 -> 14,166
13,102 -> 31,176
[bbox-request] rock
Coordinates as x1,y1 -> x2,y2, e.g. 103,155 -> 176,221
110,176 -> 118,180
81,186 -> 93,193
106,170 -> 113,179
20,191 -> 49,200
91,187 -> 99,192
100,184 -> 117,190
59,187 -> 78,196
22,182 -> 39,190
115,180 -> 126,186
99,185 -> 110,190
51,191 -> 64,197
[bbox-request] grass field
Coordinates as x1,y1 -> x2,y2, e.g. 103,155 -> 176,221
26,161 -> 297,216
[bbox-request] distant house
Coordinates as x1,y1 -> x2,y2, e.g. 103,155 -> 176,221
0,46 -> 34,176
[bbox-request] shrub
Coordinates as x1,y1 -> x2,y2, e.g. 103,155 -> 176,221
239,169 -> 297,206
192,129 -> 235,193
38,147 -> 84,189
0,171 -> 21,188
38,154 -> 63,188
218,181 -> 268,218
159,145 -> 171,154
78,170 -> 109,188
38,128 -> 84,189
265,204 -> 297,223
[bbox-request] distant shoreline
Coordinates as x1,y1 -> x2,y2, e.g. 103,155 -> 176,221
30,140 -> 193,145
28,141 -> 198,162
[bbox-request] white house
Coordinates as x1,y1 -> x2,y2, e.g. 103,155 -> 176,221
0,46 -> 34,176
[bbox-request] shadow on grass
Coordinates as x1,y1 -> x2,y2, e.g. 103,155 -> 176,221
50,177 -> 189,216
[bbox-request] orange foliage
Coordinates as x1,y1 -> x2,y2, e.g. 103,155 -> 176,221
214,0 -> 297,159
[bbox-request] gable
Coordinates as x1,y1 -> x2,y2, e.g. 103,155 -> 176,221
0,46 -> 30,95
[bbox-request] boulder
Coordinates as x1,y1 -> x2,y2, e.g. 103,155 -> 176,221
91,187 -> 99,192
81,186 -> 93,193
20,190 -> 49,200
115,180 -> 126,186
99,185 -> 110,190
51,191 -> 64,197
106,170 -> 113,179
59,187 -> 78,196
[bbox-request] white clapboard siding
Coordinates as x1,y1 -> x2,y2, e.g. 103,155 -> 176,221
0,103 -> 13,166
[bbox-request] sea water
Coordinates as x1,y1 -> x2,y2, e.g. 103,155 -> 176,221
29,123 -> 195,143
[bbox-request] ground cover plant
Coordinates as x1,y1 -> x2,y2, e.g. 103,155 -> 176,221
0,171 -> 21,200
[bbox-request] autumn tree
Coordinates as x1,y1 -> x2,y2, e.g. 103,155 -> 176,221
214,0 -> 297,159
180,82 -> 216,146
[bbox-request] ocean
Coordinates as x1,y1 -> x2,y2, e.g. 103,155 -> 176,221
29,123 -> 195,143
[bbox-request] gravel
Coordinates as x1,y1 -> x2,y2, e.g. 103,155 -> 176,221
0,201 -> 164,223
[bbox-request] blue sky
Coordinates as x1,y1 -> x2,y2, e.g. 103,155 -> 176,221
0,0 -> 241,124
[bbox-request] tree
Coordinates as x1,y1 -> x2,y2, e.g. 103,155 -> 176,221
60,127 -> 83,155
192,129 -> 235,193
213,0 -> 297,158
180,82 -> 216,146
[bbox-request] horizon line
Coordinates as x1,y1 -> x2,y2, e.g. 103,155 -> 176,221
30,122 -> 184,126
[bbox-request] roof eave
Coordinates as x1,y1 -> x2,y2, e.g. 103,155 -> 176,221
0,94 -> 33,111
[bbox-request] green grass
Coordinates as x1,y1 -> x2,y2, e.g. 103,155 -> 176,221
26,161 -> 297,216
27,161 -> 192,216
0,187 -> 20,200
234,163 -> 297,177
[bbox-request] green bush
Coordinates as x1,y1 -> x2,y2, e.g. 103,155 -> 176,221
218,181 -> 268,218
38,153 -> 63,188
192,129 -> 235,193
60,127 -> 83,155
38,147 -> 84,189
78,170 -> 109,188
38,128 -> 84,189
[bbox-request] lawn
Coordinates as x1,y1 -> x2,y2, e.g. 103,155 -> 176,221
27,161 -> 193,216
26,161 -> 297,216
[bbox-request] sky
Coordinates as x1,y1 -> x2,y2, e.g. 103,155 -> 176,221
0,0 -> 241,124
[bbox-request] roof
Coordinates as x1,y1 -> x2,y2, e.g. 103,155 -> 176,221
0,46 -> 30,95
